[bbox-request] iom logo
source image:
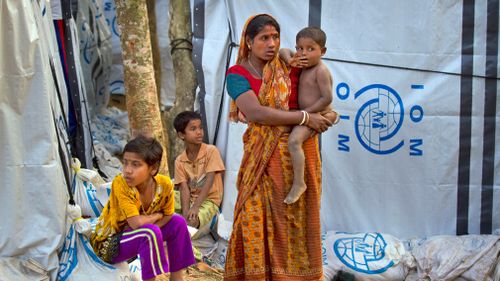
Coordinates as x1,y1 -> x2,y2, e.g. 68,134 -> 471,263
355,84 -> 404,154
336,83 -> 424,156
333,232 -> 394,274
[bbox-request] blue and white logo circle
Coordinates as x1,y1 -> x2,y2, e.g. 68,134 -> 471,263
333,233 -> 394,274
354,84 -> 404,154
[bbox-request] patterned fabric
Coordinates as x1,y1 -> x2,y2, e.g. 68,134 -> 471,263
90,174 -> 175,260
224,13 -> 324,281
225,136 -> 323,281
95,232 -> 122,263
174,190 -> 220,230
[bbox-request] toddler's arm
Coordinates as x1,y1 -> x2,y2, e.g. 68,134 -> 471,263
279,48 -> 307,68
279,48 -> 294,65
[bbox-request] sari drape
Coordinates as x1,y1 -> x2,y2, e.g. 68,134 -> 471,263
224,14 -> 324,281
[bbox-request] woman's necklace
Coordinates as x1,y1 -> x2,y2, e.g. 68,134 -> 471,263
248,59 -> 262,79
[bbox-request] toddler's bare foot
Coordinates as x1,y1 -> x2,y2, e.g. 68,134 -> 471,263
284,182 -> 307,204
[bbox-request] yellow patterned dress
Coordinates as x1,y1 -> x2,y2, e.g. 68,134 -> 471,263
90,174 -> 175,262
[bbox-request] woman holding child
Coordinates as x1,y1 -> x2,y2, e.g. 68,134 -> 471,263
224,14 -> 334,280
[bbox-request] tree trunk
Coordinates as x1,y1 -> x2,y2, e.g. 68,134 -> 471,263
115,0 -> 169,175
146,0 -> 162,100
164,0 -> 197,176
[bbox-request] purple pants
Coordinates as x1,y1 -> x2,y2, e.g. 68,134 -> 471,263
112,214 -> 195,280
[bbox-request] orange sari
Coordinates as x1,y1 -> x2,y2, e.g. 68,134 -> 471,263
224,14 -> 324,281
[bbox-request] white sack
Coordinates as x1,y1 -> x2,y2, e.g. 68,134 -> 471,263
58,204 -> 131,281
207,238 -> 229,271
95,181 -> 112,209
72,158 -> 105,218
322,231 -> 414,281
128,257 -> 142,281
57,225 -> 131,281
91,107 -> 129,155
216,213 -> 233,241
92,141 -> 122,181
411,235 -> 500,281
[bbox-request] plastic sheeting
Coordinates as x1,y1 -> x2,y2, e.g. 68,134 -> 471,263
75,0 -> 113,116
1,1 -> 498,279
195,0 -> 500,238
410,235 -> 500,280
0,0 -> 69,279
317,0 -> 495,238
322,231 -> 414,281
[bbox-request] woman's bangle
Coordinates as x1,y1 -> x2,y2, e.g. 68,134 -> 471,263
299,110 -> 307,125
304,111 -> 310,125
332,110 -> 340,125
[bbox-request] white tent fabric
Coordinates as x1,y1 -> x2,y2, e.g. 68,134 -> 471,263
196,0 -> 500,238
69,16 -> 95,169
0,0 -> 69,279
1,0 -> 498,279
50,0 -> 63,20
101,0 -> 126,98
75,0 -> 113,117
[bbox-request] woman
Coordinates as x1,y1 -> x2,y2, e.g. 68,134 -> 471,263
224,14 -> 333,281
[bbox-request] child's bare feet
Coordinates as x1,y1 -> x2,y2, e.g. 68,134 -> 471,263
284,182 -> 307,204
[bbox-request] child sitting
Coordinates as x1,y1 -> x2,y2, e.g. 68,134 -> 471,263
173,111 -> 225,234
90,135 -> 195,281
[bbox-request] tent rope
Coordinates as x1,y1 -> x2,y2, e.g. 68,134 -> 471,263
170,38 -> 193,55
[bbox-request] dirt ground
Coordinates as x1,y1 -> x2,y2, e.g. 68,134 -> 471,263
184,263 -> 223,281
185,267 -> 223,281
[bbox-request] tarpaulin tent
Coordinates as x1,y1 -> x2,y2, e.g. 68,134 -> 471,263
1,0 -> 498,279
191,0 -> 500,238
